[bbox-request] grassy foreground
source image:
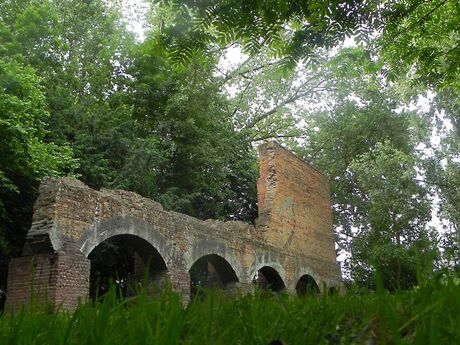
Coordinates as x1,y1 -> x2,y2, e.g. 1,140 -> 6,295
1,274 -> 459,345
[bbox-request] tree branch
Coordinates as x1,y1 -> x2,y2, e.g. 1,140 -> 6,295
391,0 -> 449,41
229,80 -> 253,118
242,77 -> 326,130
220,59 -> 283,86
249,134 -> 308,142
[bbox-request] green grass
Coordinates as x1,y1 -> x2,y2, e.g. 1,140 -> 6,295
1,273 -> 459,345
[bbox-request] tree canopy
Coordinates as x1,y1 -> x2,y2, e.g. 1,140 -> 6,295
155,0 -> 383,66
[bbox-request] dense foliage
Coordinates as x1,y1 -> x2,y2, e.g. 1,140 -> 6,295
378,0 -> 460,267
155,0 -> 381,67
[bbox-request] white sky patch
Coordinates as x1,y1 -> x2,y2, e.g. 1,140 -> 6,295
427,193 -> 452,236
329,36 -> 357,56
217,45 -> 248,98
120,0 -> 149,41
218,45 -> 248,73
431,112 -> 449,150
405,91 -> 435,113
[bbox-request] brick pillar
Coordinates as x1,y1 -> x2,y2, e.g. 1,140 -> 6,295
5,254 -> 55,311
53,252 -> 90,310
5,252 -> 90,312
168,269 -> 190,304
236,281 -> 254,295
285,286 -> 297,296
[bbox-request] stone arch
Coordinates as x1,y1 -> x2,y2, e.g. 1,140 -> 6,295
328,286 -> 339,295
189,254 -> 239,297
253,266 -> 286,293
249,254 -> 286,289
88,233 -> 168,298
77,216 -> 182,298
184,239 -> 241,278
295,265 -> 322,291
78,216 -> 175,266
295,274 -> 320,296
184,239 -> 241,298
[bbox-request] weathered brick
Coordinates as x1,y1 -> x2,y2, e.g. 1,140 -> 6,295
6,142 -> 342,311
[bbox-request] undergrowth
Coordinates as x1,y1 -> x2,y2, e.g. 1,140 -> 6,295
0,272 -> 459,345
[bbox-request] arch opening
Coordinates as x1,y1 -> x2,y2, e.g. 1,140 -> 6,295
253,266 -> 285,293
328,286 -> 338,295
189,254 -> 239,298
296,275 -> 320,296
88,234 -> 167,299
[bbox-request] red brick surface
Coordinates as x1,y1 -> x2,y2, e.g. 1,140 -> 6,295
5,253 -> 90,311
258,143 -> 336,263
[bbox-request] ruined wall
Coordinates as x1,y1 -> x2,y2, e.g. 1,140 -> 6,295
5,142 -> 342,311
257,142 -> 340,281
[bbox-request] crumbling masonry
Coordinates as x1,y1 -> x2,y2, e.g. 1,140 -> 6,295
5,142 -> 342,310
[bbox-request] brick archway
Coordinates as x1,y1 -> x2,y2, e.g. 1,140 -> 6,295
189,254 -> 239,298
88,233 -> 168,298
78,216 -> 175,267
184,239 -> 242,279
253,266 -> 286,293
295,274 -> 320,296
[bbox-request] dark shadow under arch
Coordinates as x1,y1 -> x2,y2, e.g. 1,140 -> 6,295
296,274 -> 320,296
189,254 -> 239,298
253,266 -> 286,293
328,286 -> 338,295
88,234 -> 167,299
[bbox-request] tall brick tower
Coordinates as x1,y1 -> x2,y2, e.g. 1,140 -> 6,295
257,142 -> 341,286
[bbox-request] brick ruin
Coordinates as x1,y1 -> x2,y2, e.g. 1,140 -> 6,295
5,142 -> 342,310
